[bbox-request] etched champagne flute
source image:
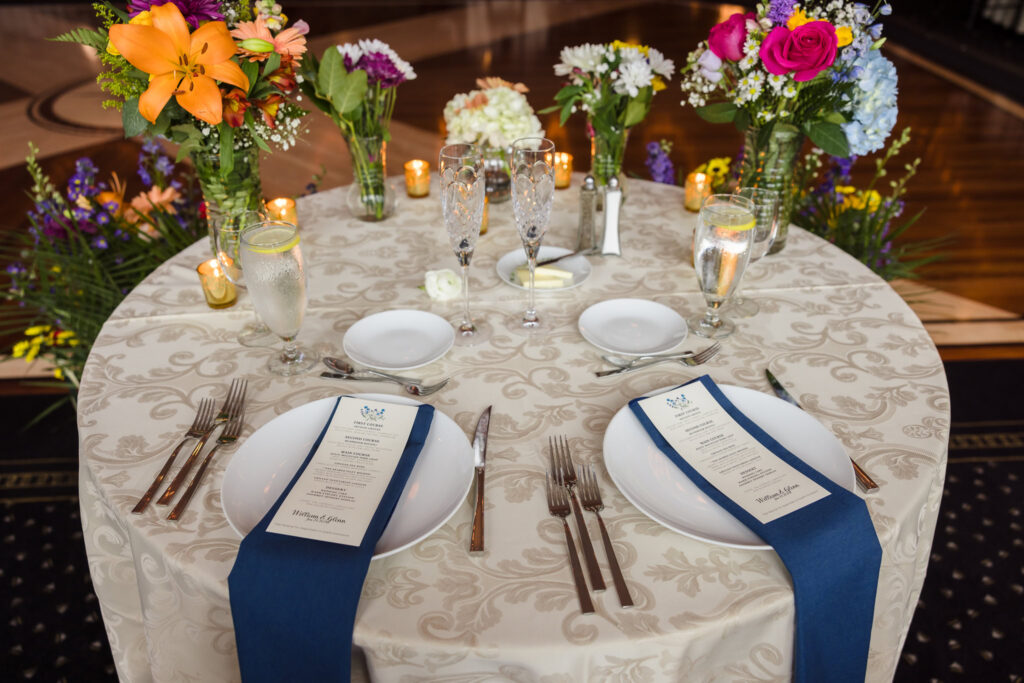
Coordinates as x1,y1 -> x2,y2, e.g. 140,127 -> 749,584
510,137 -> 556,329
727,187 -> 781,318
209,207 -> 274,346
439,143 -> 491,345
238,220 -> 318,375
689,194 -> 756,339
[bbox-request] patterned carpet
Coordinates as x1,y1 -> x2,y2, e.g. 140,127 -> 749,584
1,361 -> 1021,681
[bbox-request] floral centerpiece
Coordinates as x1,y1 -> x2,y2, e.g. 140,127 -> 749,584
2,143 -> 206,398
545,41 -> 674,188
56,0 -> 308,231
792,127 -> 941,280
443,77 -> 543,203
300,39 -> 416,221
680,0 -> 898,251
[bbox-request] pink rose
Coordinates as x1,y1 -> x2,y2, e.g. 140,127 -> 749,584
759,21 -> 838,81
707,12 -> 755,62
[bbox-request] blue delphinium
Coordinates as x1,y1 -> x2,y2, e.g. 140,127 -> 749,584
842,49 -> 898,156
645,141 -> 675,185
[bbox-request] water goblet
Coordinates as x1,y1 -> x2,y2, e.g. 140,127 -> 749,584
510,137 -> 556,329
727,187 -> 781,318
688,194 -> 756,339
439,143 -> 491,345
238,220 -> 318,375
209,207 -> 275,346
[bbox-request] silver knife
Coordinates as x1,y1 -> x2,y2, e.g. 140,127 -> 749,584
469,406 -> 492,552
534,249 -> 591,268
764,369 -> 880,492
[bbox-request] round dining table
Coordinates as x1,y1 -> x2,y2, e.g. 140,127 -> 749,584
78,177 -> 949,682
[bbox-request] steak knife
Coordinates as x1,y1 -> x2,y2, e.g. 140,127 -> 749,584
470,406 -> 492,552
764,369 -> 879,492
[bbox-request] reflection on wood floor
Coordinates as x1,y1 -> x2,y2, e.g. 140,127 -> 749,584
3,0 -> 1023,382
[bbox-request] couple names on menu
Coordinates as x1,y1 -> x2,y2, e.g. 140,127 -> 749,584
266,398 -> 420,545
639,382 -> 830,524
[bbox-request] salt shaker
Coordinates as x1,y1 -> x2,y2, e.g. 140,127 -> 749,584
576,175 -> 597,251
600,177 -> 622,256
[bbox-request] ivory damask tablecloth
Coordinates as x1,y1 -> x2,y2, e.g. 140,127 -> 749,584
78,178 -> 948,682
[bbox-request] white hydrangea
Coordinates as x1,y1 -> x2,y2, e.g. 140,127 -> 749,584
443,87 -> 543,149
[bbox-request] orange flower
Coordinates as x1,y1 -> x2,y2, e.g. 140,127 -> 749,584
459,92 -> 489,113
230,17 -> 307,63
476,76 -> 529,93
109,3 -> 249,125
125,185 -> 181,238
222,88 -> 250,127
255,93 -> 283,128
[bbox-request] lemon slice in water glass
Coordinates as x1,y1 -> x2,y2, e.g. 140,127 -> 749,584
247,226 -> 300,254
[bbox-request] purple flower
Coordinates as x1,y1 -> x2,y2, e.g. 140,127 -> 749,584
766,0 -> 798,26
645,141 -> 675,185
127,0 -> 223,28
358,52 -> 408,88
154,155 -> 174,177
141,137 -> 161,154
138,165 -> 152,187
92,236 -> 109,250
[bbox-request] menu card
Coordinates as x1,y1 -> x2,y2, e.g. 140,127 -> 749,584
636,381 -> 829,524
266,397 -> 419,546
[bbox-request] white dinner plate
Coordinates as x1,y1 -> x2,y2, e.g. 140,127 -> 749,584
603,384 -> 856,549
496,246 -> 591,291
343,309 -> 455,370
221,394 -> 474,558
578,298 -> 687,355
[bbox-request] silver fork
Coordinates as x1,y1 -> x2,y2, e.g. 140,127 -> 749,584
319,372 -> 449,396
157,378 -> 247,505
594,342 -> 721,377
578,465 -> 634,608
550,436 -> 605,592
168,404 -> 245,521
132,399 -> 215,514
546,473 -> 595,615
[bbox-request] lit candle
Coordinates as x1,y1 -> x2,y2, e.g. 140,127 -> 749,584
404,160 -> 430,198
554,153 -> 573,189
196,259 -> 237,309
684,172 -> 712,212
480,195 -> 489,235
265,197 -> 298,226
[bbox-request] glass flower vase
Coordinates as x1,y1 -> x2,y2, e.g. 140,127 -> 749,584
192,146 -> 264,257
345,135 -> 396,222
737,125 -> 804,254
589,125 -> 629,187
482,147 -> 511,204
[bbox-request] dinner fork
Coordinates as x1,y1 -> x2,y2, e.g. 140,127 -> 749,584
550,436 -> 605,592
578,465 -> 634,608
157,378 -> 247,505
167,404 -> 245,521
594,342 -> 721,377
319,372 -> 450,396
132,399 -> 215,514
546,473 -> 595,615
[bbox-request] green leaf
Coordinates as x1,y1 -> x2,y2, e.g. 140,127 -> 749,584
622,88 -> 652,128
152,107 -> 172,137
219,125 -> 234,177
240,60 -> 259,91
263,52 -> 281,79
121,98 -> 149,138
695,102 -> 738,124
807,121 -> 850,157
756,120 -> 776,150
822,111 -> 846,125
559,100 -> 574,126
329,68 -> 367,116
50,27 -> 108,52
733,108 -> 750,133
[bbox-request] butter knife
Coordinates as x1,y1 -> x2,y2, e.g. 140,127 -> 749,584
764,369 -> 879,492
470,406 -> 491,552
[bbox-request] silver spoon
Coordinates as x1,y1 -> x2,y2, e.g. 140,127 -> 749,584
319,372 -> 450,397
322,356 -> 424,386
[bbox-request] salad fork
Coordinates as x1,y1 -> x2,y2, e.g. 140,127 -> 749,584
550,436 -> 605,592
168,405 -> 245,521
594,342 -> 721,377
546,473 -> 594,615
132,399 -> 214,514
578,465 -> 633,608
319,372 -> 449,396
157,378 -> 247,505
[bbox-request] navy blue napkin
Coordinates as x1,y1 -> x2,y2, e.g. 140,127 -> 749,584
228,397 -> 434,683
629,375 -> 881,683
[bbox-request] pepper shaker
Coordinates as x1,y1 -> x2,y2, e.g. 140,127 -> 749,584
576,175 -> 598,252
600,177 -> 622,256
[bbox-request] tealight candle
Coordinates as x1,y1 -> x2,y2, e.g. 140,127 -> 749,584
554,153 -> 573,189
684,172 -> 712,212
480,195 -> 489,235
404,160 -> 430,198
196,259 -> 237,309
266,197 -> 298,226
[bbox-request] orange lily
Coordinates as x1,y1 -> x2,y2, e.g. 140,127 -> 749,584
109,3 -> 249,126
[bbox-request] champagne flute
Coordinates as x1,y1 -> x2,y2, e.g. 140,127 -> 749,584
238,220 -> 318,375
688,194 -> 756,339
510,137 -> 556,329
439,143 -> 491,345
209,207 -> 274,346
727,187 -> 781,318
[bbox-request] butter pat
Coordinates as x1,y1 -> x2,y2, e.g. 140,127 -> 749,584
514,265 -> 574,288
